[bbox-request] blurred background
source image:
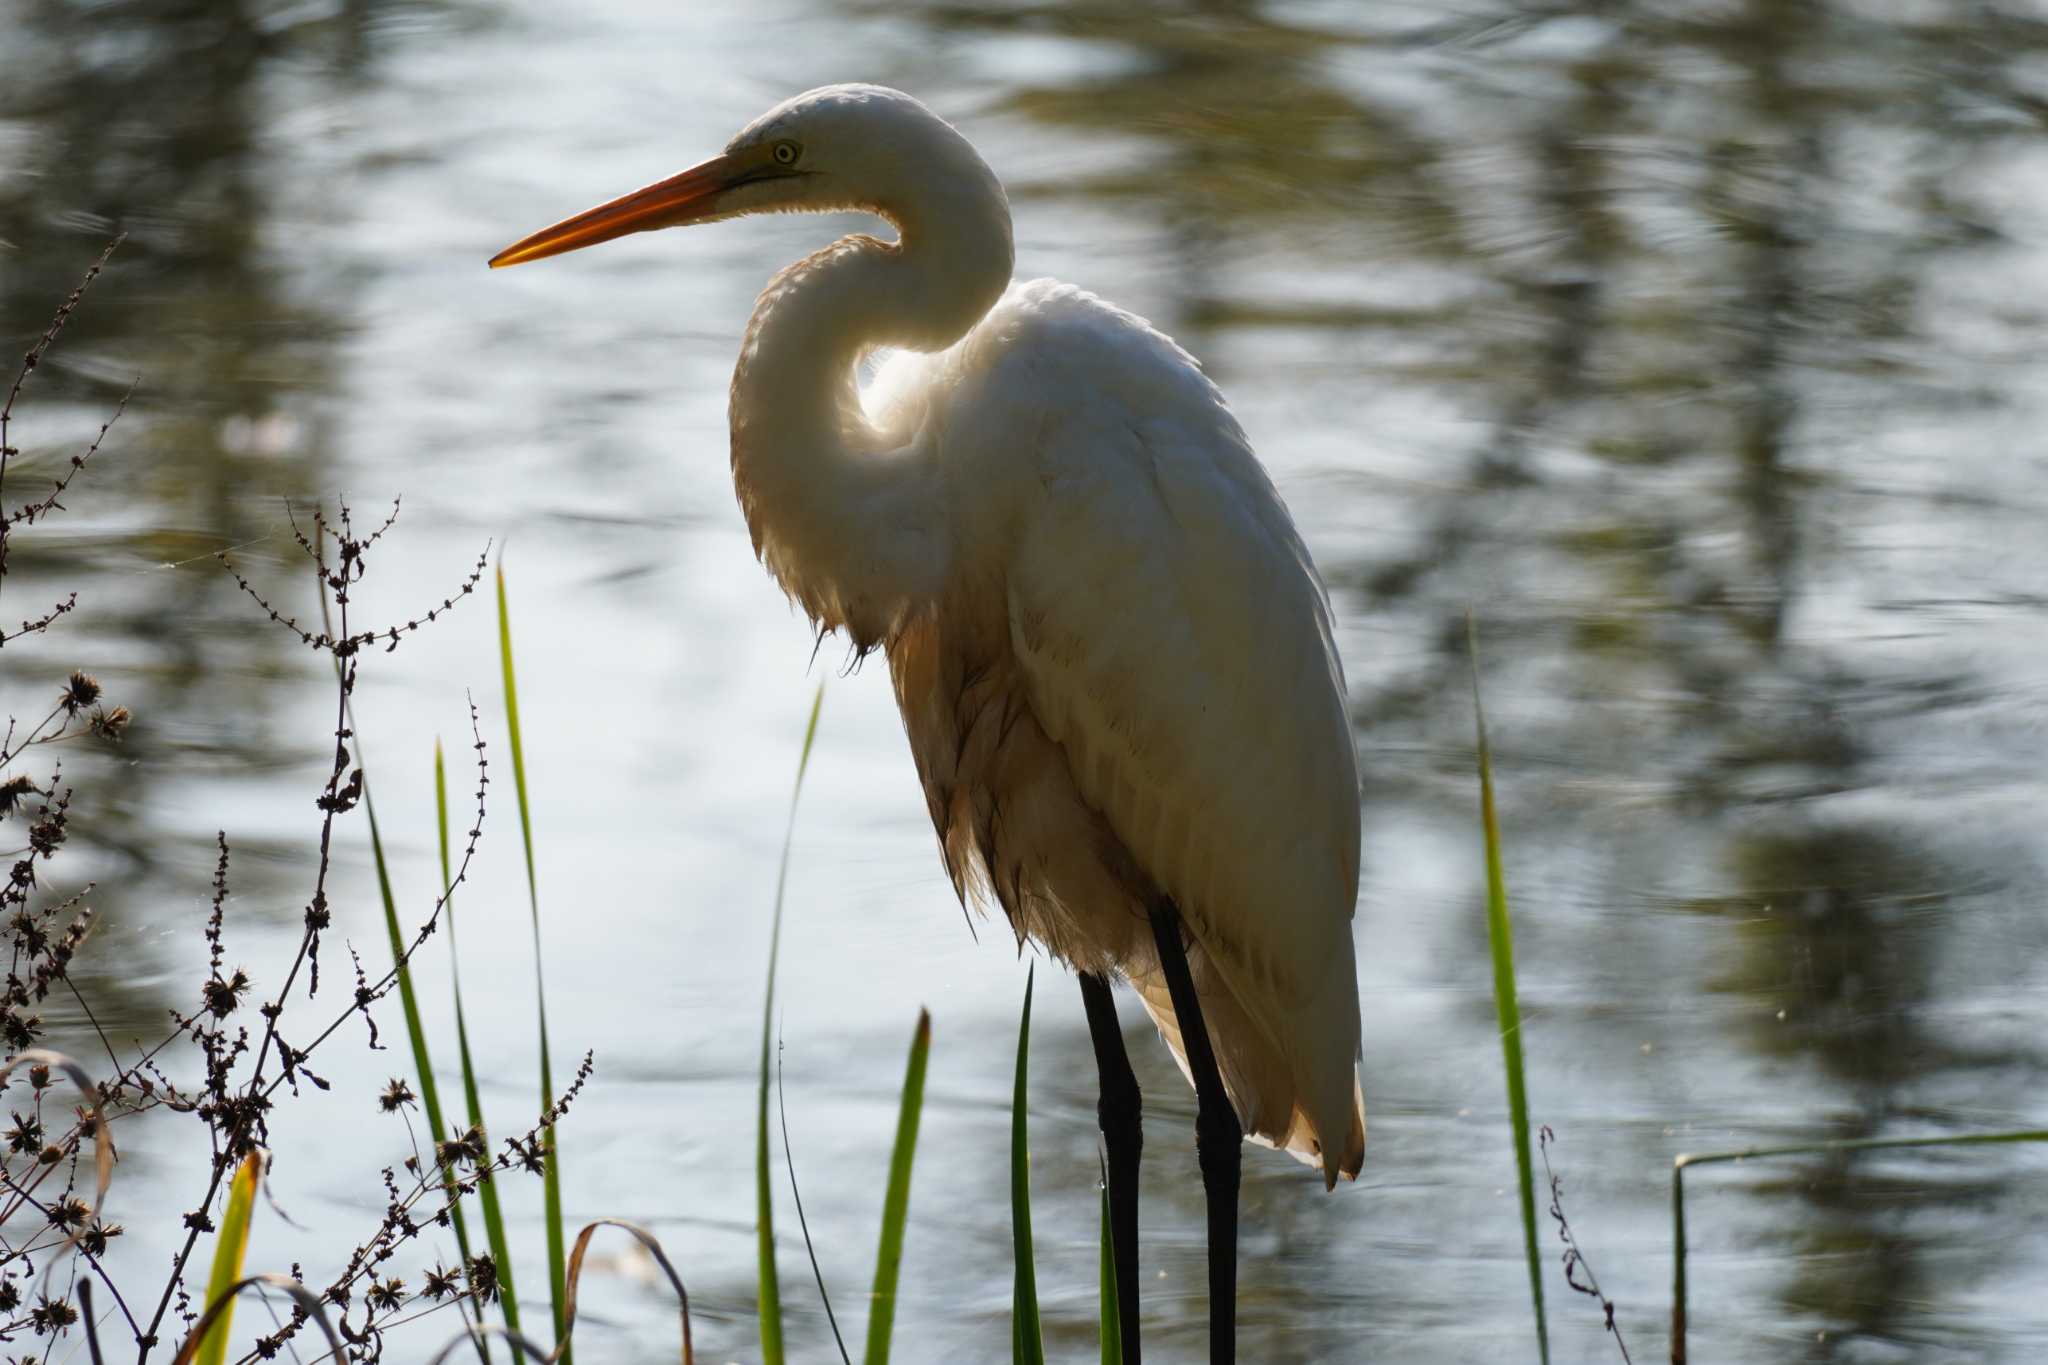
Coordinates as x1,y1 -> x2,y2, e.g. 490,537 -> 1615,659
6,0 -> 2048,1360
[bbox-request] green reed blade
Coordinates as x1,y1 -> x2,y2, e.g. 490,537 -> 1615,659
1468,616 -> 1548,1365
191,1150 -> 262,1365
439,737 -> 520,1339
1011,964 -> 1044,1365
1097,1158 -> 1122,1365
496,565 -> 568,1362
759,683 -> 825,1365
365,781 -> 484,1353
864,1009 -> 931,1365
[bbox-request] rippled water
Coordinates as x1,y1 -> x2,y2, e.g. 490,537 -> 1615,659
7,0 -> 2048,1360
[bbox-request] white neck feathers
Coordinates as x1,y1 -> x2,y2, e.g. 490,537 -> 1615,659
728,178 -> 1012,650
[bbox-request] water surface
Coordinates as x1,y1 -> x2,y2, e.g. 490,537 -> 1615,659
6,0 -> 2048,1360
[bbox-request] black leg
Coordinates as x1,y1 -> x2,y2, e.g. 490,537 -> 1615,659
1148,897 -> 1239,1365
1079,970 -> 1143,1364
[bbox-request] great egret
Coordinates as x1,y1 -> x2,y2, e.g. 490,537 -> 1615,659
491,84 -> 1364,1363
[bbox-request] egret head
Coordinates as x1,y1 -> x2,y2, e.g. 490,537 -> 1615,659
489,84 -> 1003,269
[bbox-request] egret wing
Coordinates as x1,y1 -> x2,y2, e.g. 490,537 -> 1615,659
986,291 -> 1365,1178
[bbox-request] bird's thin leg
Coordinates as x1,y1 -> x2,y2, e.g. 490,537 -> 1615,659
1148,897 -> 1239,1365
1079,971 -> 1143,1364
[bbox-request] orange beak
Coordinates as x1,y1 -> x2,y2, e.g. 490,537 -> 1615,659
488,151 -> 751,269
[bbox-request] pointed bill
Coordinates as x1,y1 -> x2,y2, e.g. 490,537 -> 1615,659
489,151 -> 751,268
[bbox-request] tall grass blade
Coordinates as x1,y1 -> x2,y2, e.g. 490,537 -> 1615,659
424,1326 -> 556,1365
758,683 -> 825,1365
1010,964 -> 1044,1365
558,1218 -> 698,1365
496,565 -> 569,1361
1097,1159 -> 1122,1365
439,737 -> 520,1338
192,1150 -> 263,1365
79,1278 -> 105,1365
365,785 -> 487,1358
864,1009 -> 931,1365
175,1272 -> 345,1365
1468,616 -> 1548,1365
777,1023 -> 850,1365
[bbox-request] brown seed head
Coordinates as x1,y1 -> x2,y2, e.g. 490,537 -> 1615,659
59,671 -> 101,715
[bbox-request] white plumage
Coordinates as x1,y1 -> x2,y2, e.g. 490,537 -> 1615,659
492,84 -> 1365,1188
865,281 -> 1365,1182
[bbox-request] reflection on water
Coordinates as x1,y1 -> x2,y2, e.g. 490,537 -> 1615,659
1,1 -> 395,1035
1705,824 -> 2021,1359
6,0 -> 2048,1360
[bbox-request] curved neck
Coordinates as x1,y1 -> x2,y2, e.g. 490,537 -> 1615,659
729,191 -> 1012,648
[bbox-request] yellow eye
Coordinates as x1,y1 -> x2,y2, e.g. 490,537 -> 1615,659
771,140 -> 801,166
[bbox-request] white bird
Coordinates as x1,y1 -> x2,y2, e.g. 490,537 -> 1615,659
491,84 -> 1363,1363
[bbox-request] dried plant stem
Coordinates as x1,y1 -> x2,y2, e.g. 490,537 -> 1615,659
1537,1128 -> 1630,1363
